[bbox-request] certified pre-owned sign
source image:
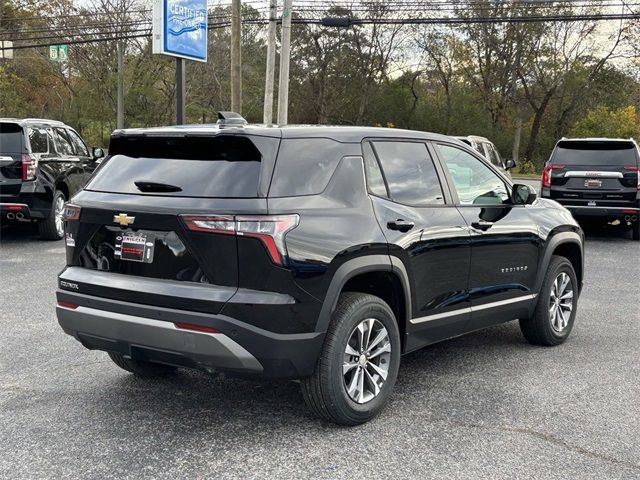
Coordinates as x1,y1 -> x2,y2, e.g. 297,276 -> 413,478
152,0 -> 208,62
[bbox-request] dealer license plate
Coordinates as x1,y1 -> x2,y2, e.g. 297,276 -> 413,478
115,232 -> 155,263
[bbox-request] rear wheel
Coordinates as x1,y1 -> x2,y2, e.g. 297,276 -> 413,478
301,292 -> 401,425
632,220 -> 639,241
520,256 -> 578,346
38,190 -> 66,240
108,352 -> 177,377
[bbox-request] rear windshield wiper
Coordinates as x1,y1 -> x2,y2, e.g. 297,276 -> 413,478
134,181 -> 182,193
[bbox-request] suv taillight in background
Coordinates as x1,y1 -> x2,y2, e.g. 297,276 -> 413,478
21,154 -> 37,181
181,214 -> 299,266
62,204 -> 81,221
542,164 -> 565,188
623,166 -> 640,189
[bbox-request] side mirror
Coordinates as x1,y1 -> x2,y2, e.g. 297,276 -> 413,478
505,159 -> 516,170
512,183 -> 537,205
92,147 -> 105,161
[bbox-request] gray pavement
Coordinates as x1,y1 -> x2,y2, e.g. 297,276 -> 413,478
1,217 -> 639,479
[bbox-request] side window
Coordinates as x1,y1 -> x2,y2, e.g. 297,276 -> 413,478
436,144 -> 509,205
362,142 -> 387,197
28,128 -> 48,154
471,141 -> 485,156
67,129 -> 89,157
372,141 -> 444,206
53,128 -> 74,156
484,143 -> 503,169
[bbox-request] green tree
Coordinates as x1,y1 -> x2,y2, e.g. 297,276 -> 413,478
569,105 -> 640,139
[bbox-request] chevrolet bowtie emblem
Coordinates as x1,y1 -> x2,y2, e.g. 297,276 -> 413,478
113,213 -> 135,226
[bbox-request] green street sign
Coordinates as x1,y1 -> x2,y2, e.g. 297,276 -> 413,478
49,45 -> 68,62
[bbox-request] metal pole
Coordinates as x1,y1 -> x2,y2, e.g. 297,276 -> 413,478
116,40 -> 124,129
277,0 -> 292,125
263,0 -> 277,125
231,0 -> 242,113
176,57 -> 185,125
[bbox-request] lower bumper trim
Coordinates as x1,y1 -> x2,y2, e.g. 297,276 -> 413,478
57,305 -> 264,373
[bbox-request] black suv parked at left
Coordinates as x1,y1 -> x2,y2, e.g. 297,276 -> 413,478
0,118 -> 103,239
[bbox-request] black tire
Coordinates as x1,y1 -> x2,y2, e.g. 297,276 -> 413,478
108,352 -> 177,377
301,292 -> 401,426
632,220 -> 639,241
520,256 -> 578,346
38,190 -> 65,240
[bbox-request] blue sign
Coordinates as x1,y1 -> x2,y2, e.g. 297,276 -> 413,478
153,0 -> 208,62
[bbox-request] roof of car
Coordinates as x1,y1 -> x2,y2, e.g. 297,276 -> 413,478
454,135 -> 491,143
558,137 -> 636,143
111,124 -> 457,143
0,118 -> 67,127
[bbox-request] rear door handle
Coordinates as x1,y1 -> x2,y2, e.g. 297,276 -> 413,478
387,219 -> 415,232
471,220 -> 494,231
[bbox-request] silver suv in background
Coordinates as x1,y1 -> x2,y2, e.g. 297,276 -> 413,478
455,135 -> 515,179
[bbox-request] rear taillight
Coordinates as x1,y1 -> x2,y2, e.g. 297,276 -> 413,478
62,204 -> 81,221
623,166 -> 640,189
21,154 -> 37,181
181,214 -> 299,266
542,164 -> 565,188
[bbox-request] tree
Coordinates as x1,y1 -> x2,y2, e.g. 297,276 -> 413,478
569,105 -> 640,138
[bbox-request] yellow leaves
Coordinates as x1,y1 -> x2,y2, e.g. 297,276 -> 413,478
569,105 -> 640,139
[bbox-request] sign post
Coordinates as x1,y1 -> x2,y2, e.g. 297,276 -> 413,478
153,0 -> 208,125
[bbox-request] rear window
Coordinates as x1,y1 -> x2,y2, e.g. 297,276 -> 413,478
552,141 -> 638,166
0,123 -> 24,153
86,135 -> 270,197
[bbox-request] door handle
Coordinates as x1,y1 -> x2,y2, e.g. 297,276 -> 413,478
387,219 -> 415,232
471,220 -> 494,231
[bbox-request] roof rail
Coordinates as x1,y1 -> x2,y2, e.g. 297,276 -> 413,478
217,111 -> 247,126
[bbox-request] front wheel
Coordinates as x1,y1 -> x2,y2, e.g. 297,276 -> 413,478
301,292 -> 401,425
520,256 -> 578,346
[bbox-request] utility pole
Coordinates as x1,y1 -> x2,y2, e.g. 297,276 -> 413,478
116,40 -> 124,129
277,0 -> 292,125
263,0 -> 277,125
176,58 -> 185,124
230,0 -> 242,113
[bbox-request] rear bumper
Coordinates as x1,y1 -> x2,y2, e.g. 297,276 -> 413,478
56,290 -> 324,378
563,205 -> 639,219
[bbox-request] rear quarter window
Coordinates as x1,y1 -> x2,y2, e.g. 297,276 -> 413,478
268,138 -> 358,197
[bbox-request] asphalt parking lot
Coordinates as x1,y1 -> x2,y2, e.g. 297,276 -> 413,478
1,205 -> 639,479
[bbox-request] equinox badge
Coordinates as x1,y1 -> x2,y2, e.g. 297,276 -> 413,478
113,213 -> 135,226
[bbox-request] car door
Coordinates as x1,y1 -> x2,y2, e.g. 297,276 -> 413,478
52,127 -> 84,195
66,128 -> 95,184
433,142 -> 541,330
363,140 -> 472,351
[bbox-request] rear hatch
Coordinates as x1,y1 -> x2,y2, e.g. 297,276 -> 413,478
63,131 -> 280,314
547,140 -> 639,206
0,122 -> 27,197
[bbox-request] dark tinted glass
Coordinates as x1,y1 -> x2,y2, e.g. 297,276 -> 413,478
362,142 -> 387,197
0,123 -> 24,153
269,139 -> 350,196
28,128 -> 49,153
86,135 -> 267,197
54,128 -> 74,156
67,129 -> 89,156
373,141 -> 444,206
552,141 -> 638,166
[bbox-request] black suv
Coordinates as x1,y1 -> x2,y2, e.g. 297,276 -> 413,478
0,118 -> 104,239
541,138 -> 640,240
56,116 -> 584,425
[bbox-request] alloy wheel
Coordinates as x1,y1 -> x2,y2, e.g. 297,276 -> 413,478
549,272 -> 574,332
343,318 -> 391,404
54,196 -> 65,237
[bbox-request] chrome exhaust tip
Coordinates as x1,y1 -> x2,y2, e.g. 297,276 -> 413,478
632,215 -> 638,222
6,212 -> 15,220
15,212 -> 24,220
625,215 -> 631,222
